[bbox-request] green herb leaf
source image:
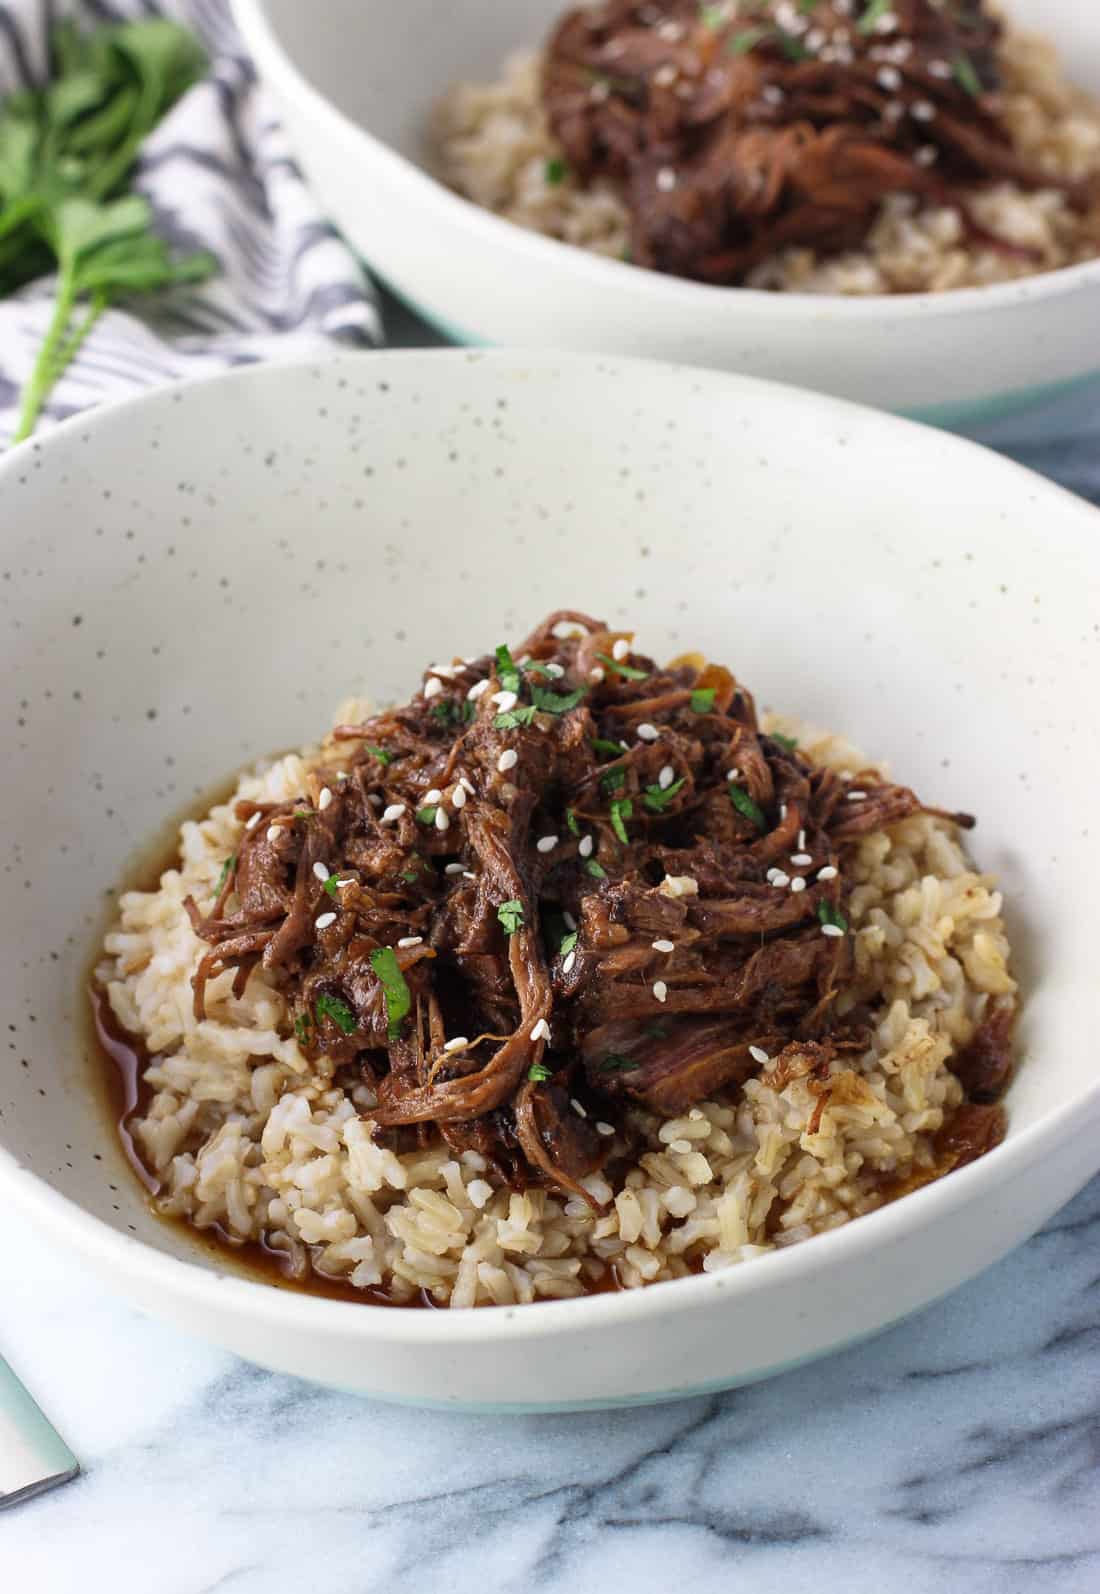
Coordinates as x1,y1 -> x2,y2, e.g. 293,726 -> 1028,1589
817,901 -> 849,934
430,698 -> 461,725
609,797 -> 633,845
729,25 -> 771,54
497,899 -> 525,936
729,784 -> 767,831
530,684 -> 588,715
771,732 -> 799,752
598,1053 -> 642,1074
600,765 -> 627,795
293,808 -> 314,820
596,651 -> 649,681
416,806 -> 438,826
401,868 -> 420,883
366,745 -> 393,765
212,853 -> 235,896
690,688 -> 716,713
952,52 -> 982,96
856,0 -> 891,35
560,930 -> 578,957
528,1061 -> 553,1083
315,991 -> 357,1036
524,661 -> 557,678
323,874 -> 343,898
293,1012 -> 312,1045
585,859 -> 608,880
370,947 -> 412,1040
645,1021 -> 671,1039
643,777 -> 686,813
777,30 -> 810,60
798,0 -> 820,11
565,808 -> 581,837
494,643 -> 521,694
544,157 -> 568,185
494,705 -> 537,731
592,738 -> 628,759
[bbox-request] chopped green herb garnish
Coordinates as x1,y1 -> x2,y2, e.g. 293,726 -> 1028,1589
401,868 -> 420,883
601,765 -> 627,795
323,874 -> 342,898
497,900 -> 525,936
585,859 -> 608,880
643,777 -> 686,813
495,643 -> 521,694
525,661 -> 557,678
530,684 -> 588,715
729,784 -> 767,831
212,854 -> 235,896
315,992 -> 356,1036
430,698 -> 461,725
367,745 -> 393,766
817,901 -> 849,934
771,732 -> 799,752
952,52 -> 982,97
645,1021 -> 671,1039
609,797 -> 633,845
560,930 -> 578,957
596,652 -> 649,682
528,1061 -> 553,1083
293,1012 -> 312,1045
777,30 -> 810,60
729,25 -> 771,54
798,0 -> 820,12
369,946 -> 412,1040
592,738 -> 628,759
690,688 -> 716,714
416,806 -> 438,825
293,808 -> 314,820
699,3 -> 729,28
856,0 -> 891,35
598,1053 -> 641,1074
565,808 -> 581,837
494,705 -> 537,730
544,157 -> 568,185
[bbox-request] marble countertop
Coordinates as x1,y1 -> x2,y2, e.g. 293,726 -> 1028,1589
4,303 -> 1099,1592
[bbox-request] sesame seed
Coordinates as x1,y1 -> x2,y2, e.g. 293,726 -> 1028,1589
790,877 -> 807,894
318,787 -> 333,811
424,677 -> 443,699
928,58 -> 952,78
266,826 -> 281,844
571,1097 -> 588,1117
537,835 -> 559,854
596,1122 -> 615,1137
612,638 -> 631,661
424,788 -> 443,805
817,865 -> 839,881
562,950 -> 577,974
531,1018 -> 552,1043
492,689 -> 518,712
821,924 -> 845,939
444,1036 -> 469,1052
381,803 -> 406,824
790,853 -> 813,866
336,878 -> 354,889
463,870 -> 476,881
779,803 -> 788,820
245,811 -> 262,830
653,980 -> 668,1004
749,1044 -> 771,1065
444,862 -> 465,876
315,912 -> 336,930
435,808 -> 450,832
452,786 -> 467,809
915,145 -> 938,167
578,835 -> 594,859
877,65 -> 902,90
590,666 -> 605,683
911,99 -> 936,121
365,793 -> 382,808
637,723 -> 659,742
670,1139 -> 693,1155
770,871 -> 791,889
562,911 -> 577,931
312,862 -> 330,883
659,765 -> 676,790
847,790 -> 868,801
544,662 -> 564,679
798,829 -> 806,851
761,84 -> 785,106
497,749 -> 518,773
656,168 -> 677,193
460,775 -> 476,795
397,936 -> 423,948
653,63 -> 677,87
589,79 -> 610,103
467,679 -> 490,702
726,768 -> 741,783
652,939 -> 675,953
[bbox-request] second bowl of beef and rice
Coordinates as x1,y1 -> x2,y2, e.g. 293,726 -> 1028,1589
232,0 -> 1100,415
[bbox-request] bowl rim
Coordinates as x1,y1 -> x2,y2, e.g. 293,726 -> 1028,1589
3,344 -> 1100,1346
231,0 -> 1100,324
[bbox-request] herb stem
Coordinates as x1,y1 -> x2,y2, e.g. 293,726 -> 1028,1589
13,270 -> 77,443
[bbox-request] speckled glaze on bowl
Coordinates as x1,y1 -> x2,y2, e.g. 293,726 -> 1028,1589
231,0 -> 1100,423
2,349 -> 1099,1410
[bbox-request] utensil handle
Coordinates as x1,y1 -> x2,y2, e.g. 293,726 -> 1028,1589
0,1354 -> 79,1510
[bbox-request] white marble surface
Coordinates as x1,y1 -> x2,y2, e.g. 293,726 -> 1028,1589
3,1174 -> 1098,1594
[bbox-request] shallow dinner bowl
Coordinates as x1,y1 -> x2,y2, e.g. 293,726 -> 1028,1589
2,349 -> 1099,1410
231,0 -> 1100,423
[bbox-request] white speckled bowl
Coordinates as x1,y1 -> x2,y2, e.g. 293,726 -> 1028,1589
1,349 -> 1099,1411
231,0 -> 1100,423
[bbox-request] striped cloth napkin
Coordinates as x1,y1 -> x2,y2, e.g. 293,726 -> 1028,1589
0,0 -> 381,446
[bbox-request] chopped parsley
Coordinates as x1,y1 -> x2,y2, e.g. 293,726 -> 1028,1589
592,738 -> 628,759
856,0 -> 891,35
598,1054 -> 641,1074
817,901 -> 849,934
729,784 -> 767,831
643,777 -> 686,813
530,683 -> 588,715
497,900 -> 525,936
293,1012 -> 312,1045
565,808 -> 581,837
416,806 -> 438,826
370,947 -> 412,1039
315,992 -> 356,1036
544,157 -> 568,185
952,52 -> 982,96
213,854 -> 235,896
529,1061 -> 553,1083
494,705 -> 537,730
690,688 -> 716,713
293,808 -> 314,820
560,930 -> 578,957
609,797 -> 633,845
596,651 -> 649,682
600,765 -> 627,795
401,868 -> 421,883
323,874 -> 342,898
495,642 -> 521,694
367,745 -> 393,766
431,698 -> 474,726
729,25 -> 771,53
585,859 -> 608,880
771,732 -> 799,752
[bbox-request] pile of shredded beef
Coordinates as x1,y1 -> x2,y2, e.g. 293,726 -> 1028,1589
541,0 -> 1095,282
186,610 -> 1010,1205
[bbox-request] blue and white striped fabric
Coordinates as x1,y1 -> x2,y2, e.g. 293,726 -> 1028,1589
0,0 -> 381,445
